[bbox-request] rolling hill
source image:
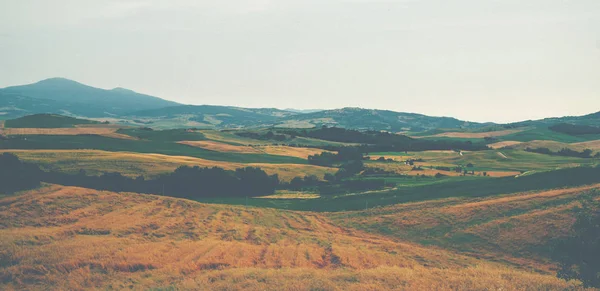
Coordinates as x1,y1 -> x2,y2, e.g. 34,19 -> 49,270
0,185 -> 586,290
128,105 -> 298,128
274,107 -> 491,131
0,78 -> 179,117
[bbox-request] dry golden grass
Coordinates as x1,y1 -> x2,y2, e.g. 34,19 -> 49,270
0,149 -> 336,182
1,127 -> 136,140
572,139 -> 600,149
178,140 -> 263,153
256,191 -> 320,199
331,184 -> 600,272
488,141 -> 523,149
365,161 -> 519,177
504,140 -> 600,154
420,129 -> 525,139
0,185 -> 584,290
259,146 -> 332,159
179,140 -> 332,159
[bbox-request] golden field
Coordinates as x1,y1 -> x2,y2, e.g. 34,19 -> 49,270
0,185 -> 587,290
0,127 -> 136,140
0,150 -> 336,182
179,140 -> 332,159
418,129 -> 525,139
331,184 -> 600,272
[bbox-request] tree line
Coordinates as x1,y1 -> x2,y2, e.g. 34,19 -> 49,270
0,153 -> 387,197
525,147 -> 599,159
278,126 -> 489,152
0,153 -> 278,198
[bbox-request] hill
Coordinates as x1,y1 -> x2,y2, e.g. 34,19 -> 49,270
0,185 -> 585,290
3,114 -> 100,128
0,78 -> 179,117
275,107 -> 491,131
128,105 -> 298,128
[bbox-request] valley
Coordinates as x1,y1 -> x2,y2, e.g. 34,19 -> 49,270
1,79 -> 600,290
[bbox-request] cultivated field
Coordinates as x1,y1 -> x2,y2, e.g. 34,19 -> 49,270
179,140 -> 332,159
0,149 -> 336,182
0,185 -> 586,290
418,128 -> 525,139
331,184 -> 600,272
0,127 -> 136,140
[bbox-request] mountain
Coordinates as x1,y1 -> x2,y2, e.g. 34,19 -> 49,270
275,107 -> 490,132
0,78 -> 180,117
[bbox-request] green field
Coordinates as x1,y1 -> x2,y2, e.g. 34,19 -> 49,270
198,166 -> 600,212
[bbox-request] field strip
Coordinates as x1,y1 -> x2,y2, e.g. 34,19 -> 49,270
178,140 -> 263,153
487,141 -> 522,149
418,128 -> 526,139
1,127 -> 137,140
179,140 -> 332,159
0,149 -> 336,182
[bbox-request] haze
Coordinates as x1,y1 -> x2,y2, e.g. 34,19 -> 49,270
0,0 -> 598,123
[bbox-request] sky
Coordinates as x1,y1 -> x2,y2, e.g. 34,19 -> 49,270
0,0 -> 598,123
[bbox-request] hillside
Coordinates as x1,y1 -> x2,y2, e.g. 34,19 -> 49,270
3,114 -> 100,128
0,185 -> 585,290
275,107 -> 490,131
0,78 -> 179,117
128,105 -> 298,128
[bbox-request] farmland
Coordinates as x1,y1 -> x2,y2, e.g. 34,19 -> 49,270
2,113 -> 600,290
0,185 -> 588,290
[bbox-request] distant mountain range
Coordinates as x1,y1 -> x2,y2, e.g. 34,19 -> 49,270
1,78 -> 598,131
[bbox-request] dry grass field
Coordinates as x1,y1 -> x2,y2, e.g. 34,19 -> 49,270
0,127 -> 136,140
331,184 -> 600,272
419,129 -> 525,139
490,139 -> 600,154
0,150 -> 336,182
0,185 -> 586,290
487,141 -> 523,149
179,141 -> 331,159
178,140 -> 263,153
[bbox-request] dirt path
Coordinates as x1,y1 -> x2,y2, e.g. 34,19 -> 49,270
497,152 -> 508,159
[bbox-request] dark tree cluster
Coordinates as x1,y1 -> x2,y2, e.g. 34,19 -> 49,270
46,166 -> 280,199
553,199 -> 600,288
525,147 -> 596,158
278,126 -> 489,152
0,153 -> 279,198
307,147 -> 364,166
235,131 -> 287,141
0,153 -> 43,194
549,123 -> 600,136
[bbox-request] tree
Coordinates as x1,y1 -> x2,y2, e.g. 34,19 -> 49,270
553,200 -> 600,288
466,163 -> 474,168
324,173 -> 336,182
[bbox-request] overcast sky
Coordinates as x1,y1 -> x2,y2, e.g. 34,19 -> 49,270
0,0 -> 598,122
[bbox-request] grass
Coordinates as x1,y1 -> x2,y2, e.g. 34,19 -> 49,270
0,149 -> 336,182
0,185 -> 586,290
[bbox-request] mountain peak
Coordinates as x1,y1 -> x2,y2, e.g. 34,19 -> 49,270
111,87 -> 136,94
